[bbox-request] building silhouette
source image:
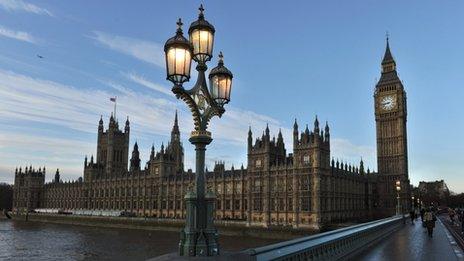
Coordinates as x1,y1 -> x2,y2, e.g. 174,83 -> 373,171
13,41 -> 409,228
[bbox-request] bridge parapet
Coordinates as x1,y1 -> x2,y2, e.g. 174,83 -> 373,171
244,215 -> 405,261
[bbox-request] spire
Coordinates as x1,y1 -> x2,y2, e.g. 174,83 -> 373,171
171,111 -> 180,141
174,110 -> 178,127
360,157 -> 365,174
265,123 -> 270,137
381,35 -> 396,73
382,36 -> 394,64
54,168 -> 60,183
314,115 -> 320,133
125,116 -> 130,132
293,118 -> 298,131
278,128 -> 283,140
150,144 -> 155,160
304,124 -> 309,135
324,121 -> 330,141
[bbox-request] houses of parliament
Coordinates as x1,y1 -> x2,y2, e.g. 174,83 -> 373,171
12,40 -> 411,229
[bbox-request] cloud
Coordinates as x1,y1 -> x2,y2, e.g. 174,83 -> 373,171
0,69 -> 376,183
0,25 -> 37,43
90,31 -> 165,68
125,72 -> 173,97
0,0 -> 52,16
331,138 -> 376,171
0,132 -> 93,183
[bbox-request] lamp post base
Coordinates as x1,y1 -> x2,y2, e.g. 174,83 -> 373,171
179,191 -> 219,256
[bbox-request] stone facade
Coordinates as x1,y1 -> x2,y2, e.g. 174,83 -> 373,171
13,41 -> 409,228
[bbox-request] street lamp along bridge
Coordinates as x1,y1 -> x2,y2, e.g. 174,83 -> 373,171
163,5 -> 233,257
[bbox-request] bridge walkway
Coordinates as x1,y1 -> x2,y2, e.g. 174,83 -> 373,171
352,216 -> 464,261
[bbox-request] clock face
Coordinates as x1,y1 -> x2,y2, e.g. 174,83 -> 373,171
380,95 -> 397,111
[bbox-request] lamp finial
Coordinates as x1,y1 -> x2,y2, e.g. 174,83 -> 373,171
176,18 -> 183,33
218,51 -> 224,65
199,4 -> 205,18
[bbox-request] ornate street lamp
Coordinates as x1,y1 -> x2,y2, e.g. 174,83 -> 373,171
164,5 -> 233,257
395,180 -> 401,215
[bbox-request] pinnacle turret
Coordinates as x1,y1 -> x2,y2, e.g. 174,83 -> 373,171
314,115 -> 320,133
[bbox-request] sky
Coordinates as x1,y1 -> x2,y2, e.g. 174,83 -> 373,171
0,0 -> 463,193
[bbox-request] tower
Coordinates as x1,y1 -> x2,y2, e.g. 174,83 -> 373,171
374,38 -> 410,216
168,111 -> 184,173
95,114 -> 130,177
130,142 -> 141,172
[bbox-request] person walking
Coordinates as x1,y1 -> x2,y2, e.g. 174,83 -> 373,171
424,208 -> 436,237
410,209 -> 415,224
460,211 -> 464,235
449,208 -> 456,225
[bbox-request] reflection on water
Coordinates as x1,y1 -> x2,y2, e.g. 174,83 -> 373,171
0,220 -> 279,260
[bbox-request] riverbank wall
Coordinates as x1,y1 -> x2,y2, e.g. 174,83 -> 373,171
11,213 -> 318,240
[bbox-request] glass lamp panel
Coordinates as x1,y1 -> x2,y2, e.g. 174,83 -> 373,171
190,29 -> 214,62
166,47 -> 191,83
210,74 -> 232,105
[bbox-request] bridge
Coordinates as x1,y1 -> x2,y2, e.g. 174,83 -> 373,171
243,215 -> 464,261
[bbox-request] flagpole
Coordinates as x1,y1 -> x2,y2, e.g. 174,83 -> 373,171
114,97 -> 117,120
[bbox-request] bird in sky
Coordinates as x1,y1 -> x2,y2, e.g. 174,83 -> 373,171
37,55 -> 44,59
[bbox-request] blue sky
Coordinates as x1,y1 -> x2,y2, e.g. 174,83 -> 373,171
0,0 -> 463,193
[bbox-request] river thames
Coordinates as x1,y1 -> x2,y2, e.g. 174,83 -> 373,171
0,220 -> 280,260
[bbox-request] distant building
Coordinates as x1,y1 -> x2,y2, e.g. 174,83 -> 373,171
13,40 -> 410,228
0,183 -> 13,211
416,180 -> 450,206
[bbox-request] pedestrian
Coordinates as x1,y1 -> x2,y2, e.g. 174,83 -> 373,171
420,208 -> 425,222
449,208 -> 455,225
424,208 -> 436,237
460,212 -> 464,235
409,209 -> 415,224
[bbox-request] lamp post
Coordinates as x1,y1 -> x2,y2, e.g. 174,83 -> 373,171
164,5 -> 233,257
395,180 -> 401,215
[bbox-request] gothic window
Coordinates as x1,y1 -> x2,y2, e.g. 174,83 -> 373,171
253,180 -> 261,192
301,197 -> 310,211
279,198 -> 284,211
300,177 -> 309,191
226,200 -> 231,210
235,183 -> 242,194
303,155 -> 310,165
216,200 -> 222,210
253,198 -> 262,211
234,200 -> 240,210
270,198 -> 276,211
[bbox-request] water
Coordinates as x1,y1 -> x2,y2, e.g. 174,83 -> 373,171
0,220 -> 280,260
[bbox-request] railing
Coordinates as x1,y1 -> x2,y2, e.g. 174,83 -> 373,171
244,215 -> 405,261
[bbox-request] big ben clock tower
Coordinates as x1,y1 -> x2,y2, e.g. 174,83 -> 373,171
374,38 -> 410,216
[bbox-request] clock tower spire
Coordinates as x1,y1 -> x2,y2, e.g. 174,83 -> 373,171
374,37 -> 410,217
